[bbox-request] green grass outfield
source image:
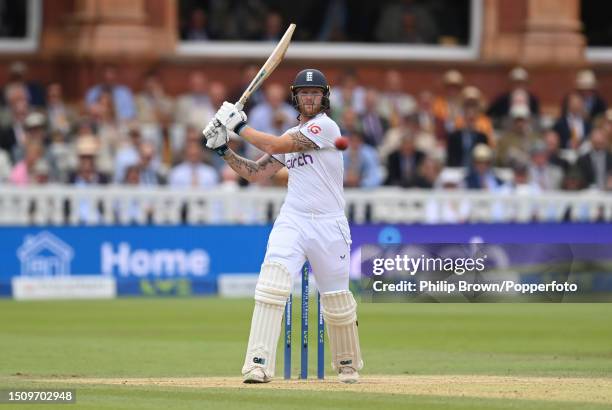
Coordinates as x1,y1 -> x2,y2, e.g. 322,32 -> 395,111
0,299 -> 611,409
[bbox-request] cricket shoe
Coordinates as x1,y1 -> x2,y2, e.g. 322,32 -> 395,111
243,368 -> 271,384
338,367 -> 359,384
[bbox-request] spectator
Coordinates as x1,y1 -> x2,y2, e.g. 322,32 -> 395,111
446,99 -> 488,168
182,8 -> 210,40
343,131 -> 382,188
114,126 -> 143,183
230,65 -> 266,113
330,70 -> 366,118
385,134 -> 425,187
338,108 -> 362,135
433,69 -> 464,137
9,140 -> 43,185
0,83 -> 30,160
46,82 -> 76,136
412,154 -> 443,188
136,141 -> 165,186
168,140 -> 218,188
496,104 -> 540,167
379,111 -> 436,161
248,83 -> 297,158
68,135 -> 109,185
575,128 -> 612,190
175,71 -> 214,129
378,70 -> 416,126
455,86 -> 495,147
528,141 -> 564,191
47,129 -> 73,183
416,90 -> 445,143
543,129 -> 570,173
359,88 -> 389,147
486,67 -> 540,125
426,169 -> 471,224
86,65 -> 136,122
562,69 -> 607,122
375,0 -> 438,44
512,161 -> 540,195
136,70 -> 174,126
465,144 -> 504,191
3,61 -> 46,108
553,91 -> 592,149
208,81 -> 228,112
88,88 -> 120,175
261,11 -> 283,41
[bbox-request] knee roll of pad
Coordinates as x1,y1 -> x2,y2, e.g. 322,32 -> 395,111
254,262 -> 291,306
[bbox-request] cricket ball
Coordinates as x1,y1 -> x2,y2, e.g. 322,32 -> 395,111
334,136 -> 349,151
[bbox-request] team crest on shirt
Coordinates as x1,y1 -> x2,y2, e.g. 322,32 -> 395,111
307,124 -> 321,134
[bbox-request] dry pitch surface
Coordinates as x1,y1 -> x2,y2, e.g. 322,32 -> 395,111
40,375 -> 612,405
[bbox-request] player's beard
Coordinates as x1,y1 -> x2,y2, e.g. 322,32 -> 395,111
298,96 -> 322,118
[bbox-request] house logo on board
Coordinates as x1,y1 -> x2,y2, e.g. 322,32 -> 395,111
17,231 -> 74,276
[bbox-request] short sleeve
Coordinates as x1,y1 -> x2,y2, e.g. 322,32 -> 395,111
272,153 -> 286,165
298,115 -> 341,149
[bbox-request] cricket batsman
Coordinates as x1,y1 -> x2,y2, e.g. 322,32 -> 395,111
202,69 -> 363,384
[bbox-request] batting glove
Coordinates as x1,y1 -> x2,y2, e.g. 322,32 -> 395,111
202,120 -> 230,156
214,101 -> 248,135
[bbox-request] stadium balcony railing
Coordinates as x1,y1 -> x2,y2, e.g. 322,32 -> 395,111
0,186 -> 610,225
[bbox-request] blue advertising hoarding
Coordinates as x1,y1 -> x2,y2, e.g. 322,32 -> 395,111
1,223 -> 611,297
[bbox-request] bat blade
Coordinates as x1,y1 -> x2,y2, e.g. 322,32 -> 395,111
235,23 -> 296,110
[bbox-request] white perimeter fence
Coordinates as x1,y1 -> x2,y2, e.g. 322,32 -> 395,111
0,186 -> 610,225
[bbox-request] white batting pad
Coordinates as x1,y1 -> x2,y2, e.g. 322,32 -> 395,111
242,262 -> 291,378
321,290 -> 364,371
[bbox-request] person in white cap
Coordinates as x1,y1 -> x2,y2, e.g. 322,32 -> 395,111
561,69 -> 607,121
487,67 -> 540,124
497,104 -> 540,166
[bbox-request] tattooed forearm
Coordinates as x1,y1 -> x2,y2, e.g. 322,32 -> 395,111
288,131 -> 319,152
223,151 -> 283,182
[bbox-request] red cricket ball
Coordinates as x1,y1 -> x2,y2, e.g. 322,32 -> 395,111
334,136 -> 349,151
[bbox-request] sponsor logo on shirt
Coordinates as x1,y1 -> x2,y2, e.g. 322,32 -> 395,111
286,153 -> 314,169
307,124 -> 321,135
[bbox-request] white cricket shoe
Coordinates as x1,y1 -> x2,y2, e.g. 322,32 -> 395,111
243,368 -> 270,384
338,367 -> 359,384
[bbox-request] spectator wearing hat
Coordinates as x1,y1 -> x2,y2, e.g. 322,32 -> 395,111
553,91 -> 592,149
465,144 -> 504,191
343,131 -> 383,188
496,104 -> 541,167
454,86 -> 495,147
378,70 -> 416,127
446,98 -> 488,168
528,141 -> 564,191
68,135 -> 110,186
575,128 -> 612,190
433,70 -> 464,137
562,69 -> 607,122
425,168 -> 471,224
486,67 -> 540,124
86,65 -> 136,122
385,133 -> 425,187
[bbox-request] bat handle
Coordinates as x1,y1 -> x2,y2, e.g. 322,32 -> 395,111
235,101 -> 244,111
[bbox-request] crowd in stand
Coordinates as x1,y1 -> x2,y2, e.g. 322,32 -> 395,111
0,61 -> 611,194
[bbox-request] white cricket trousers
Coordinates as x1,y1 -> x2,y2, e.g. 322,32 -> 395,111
263,211 -> 352,293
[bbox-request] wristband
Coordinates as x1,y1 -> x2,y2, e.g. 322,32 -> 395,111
214,144 -> 229,157
234,122 -> 248,135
